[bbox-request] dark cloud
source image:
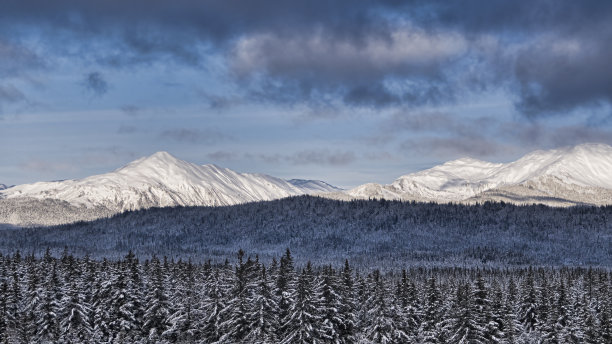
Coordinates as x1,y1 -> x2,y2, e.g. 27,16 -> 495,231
2,0 -> 612,114
159,128 -> 229,144
0,39 -> 43,77
83,72 -> 108,96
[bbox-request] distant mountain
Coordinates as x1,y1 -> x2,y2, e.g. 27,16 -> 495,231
344,143 -> 612,206
0,152 -> 340,226
287,179 -> 343,193
0,184 -> 8,190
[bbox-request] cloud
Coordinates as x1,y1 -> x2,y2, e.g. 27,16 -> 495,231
400,137 -> 509,158
244,150 -> 356,166
0,39 -> 43,77
120,105 -> 140,116
82,72 -> 109,96
2,0 -> 612,114
206,150 -> 239,161
288,150 -> 356,166
159,128 -> 229,144
0,84 -> 25,103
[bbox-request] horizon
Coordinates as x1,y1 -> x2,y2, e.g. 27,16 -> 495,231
3,1 -> 612,188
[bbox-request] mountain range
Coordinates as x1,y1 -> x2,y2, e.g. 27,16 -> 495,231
0,151 -> 340,211
344,143 -> 612,206
3,143 -> 612,227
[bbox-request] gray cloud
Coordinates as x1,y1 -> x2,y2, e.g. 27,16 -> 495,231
288,150 -> 356,166
243,150 -> 356,166
206,150 -> 239,161
401,137 -> 509,158
159,128 -> 229,144
2,0 -> 612,114
120,105 -> 140,116
0,84 -> 25,103
83,72 -> 108,96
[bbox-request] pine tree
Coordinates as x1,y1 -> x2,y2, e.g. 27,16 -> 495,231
276,248 -> 297,340
218,250 -> 255,342
59,279 -> 92,341
245,265 -> 279,343
519,269 -> 538,333
201,268 -> 228,342
143,256 -> 170,341
36,262 -> 61,343
418,276 -> 442,343
338,259 -> 357,344
281,262 -> 325,344
364,270 -> 408,343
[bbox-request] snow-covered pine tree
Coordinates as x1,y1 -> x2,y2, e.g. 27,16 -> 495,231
519,268 -> 539,333
245,265 -> 279,343
35,261 -> 62,343
281,261 -> 325,344
417,276 -> 442,343
218,250 -> 255,342
59,279 -> 92,342
276,248 -> 296,340
142,256 -> 170,342
337,259 -> 357,344
363,269 -> 408,343
201,266 -> 229,342
163,259 -> 199,342
91,259 -> 113,342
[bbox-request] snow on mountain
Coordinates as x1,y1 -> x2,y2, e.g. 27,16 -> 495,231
344,143 -> 612,205
287,179 -> 343,193
0,151 -> 339,212
0,184 -> 8,190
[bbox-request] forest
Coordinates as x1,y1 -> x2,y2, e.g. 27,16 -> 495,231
0,249 -> 609,343
1,196 -> 611,267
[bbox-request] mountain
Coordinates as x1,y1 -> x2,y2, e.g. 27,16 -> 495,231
287,179 -> 343,193
0,184 -> 8,190
344,143 -> 612,206
0,152 -> 340,226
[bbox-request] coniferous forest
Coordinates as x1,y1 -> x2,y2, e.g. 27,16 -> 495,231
0,248 -> 611,343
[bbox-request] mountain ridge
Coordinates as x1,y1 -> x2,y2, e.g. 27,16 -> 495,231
0,152 -> 340,213
344,143 -> 612,205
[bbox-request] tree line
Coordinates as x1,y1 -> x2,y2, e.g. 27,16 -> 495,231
0,249 -> 610,343
2,196 -> 611,267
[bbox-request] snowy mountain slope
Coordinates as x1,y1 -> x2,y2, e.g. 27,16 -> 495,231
344,143 -> 612,205
287,179 -> 343,193
0,151 -> 339,212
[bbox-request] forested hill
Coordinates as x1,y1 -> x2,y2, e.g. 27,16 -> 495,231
1,196 -> 611,267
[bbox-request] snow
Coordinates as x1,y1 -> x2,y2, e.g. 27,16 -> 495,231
347,143 -> 612,203
0,151 -> 340,211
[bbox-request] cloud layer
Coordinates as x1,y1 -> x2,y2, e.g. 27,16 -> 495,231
1,0 -> 611,116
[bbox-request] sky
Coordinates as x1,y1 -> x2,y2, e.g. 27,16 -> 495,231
2,0 -> 612,188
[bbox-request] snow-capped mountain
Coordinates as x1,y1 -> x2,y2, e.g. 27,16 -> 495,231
287,179 -> 343,193
345,143 -> 612,206
0,184 -> 8,190
0,151 -> 340,212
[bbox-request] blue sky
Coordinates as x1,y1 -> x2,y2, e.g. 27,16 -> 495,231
2,0 -> 612,188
